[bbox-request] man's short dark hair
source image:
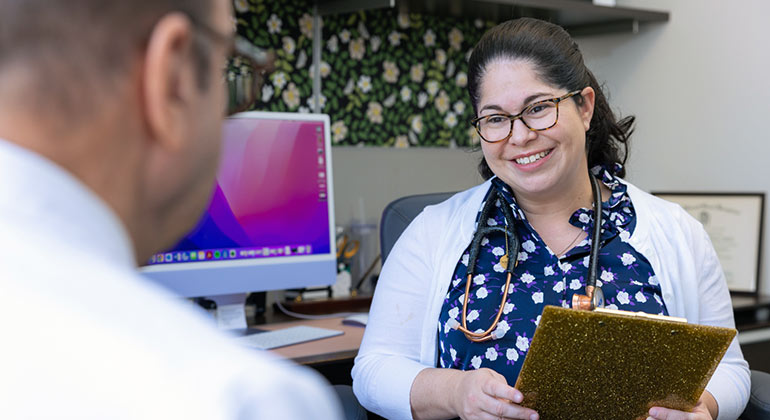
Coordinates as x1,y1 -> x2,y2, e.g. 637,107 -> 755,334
0,0 -> 212,115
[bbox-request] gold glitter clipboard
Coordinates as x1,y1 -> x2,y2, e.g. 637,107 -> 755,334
513,306 -> 736,420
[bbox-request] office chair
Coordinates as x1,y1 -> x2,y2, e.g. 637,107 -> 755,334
380,192 -> 770,419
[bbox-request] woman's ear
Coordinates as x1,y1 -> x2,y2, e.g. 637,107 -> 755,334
578,86 -> 595,132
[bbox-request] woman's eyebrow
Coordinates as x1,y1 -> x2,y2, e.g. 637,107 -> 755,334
478,92 -> 555,114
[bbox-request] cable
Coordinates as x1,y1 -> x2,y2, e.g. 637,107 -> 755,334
274,300 -> 364,320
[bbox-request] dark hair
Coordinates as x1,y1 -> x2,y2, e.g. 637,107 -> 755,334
0,0 -> 212,115
467,18 -> 634,179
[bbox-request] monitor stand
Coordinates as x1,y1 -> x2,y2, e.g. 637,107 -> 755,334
207,293 -> 265,335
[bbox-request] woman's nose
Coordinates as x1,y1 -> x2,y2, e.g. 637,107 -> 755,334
507,118 -> 536,146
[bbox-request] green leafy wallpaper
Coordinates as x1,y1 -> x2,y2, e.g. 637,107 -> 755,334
234,0 -> 494,148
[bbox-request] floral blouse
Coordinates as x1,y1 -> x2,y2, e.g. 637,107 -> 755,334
437,166 -> 668,384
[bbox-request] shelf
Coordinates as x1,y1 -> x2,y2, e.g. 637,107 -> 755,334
316,0 -> 669,37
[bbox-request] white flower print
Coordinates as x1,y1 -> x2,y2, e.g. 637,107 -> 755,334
558,261 -> 572,273
271,72 -> 287,90
366,102 -> 383,124
582,256 -> 590,267
516,336 -> 530,352
453,101 -> 466,115
455,71 -> 467,87
448,27 -> 463,50
261,84 -> 274,102
370,36 -> 381,52
492,262 -> 505,273
601,270 -> 615,283
410,64 -> 424,83
411,114 -> 423,133
607,303 -> 619,310
400,86 -> 411,102
457,293 -> 465,304
473,274 -> 486,285
521,273 -> 535,284
534,315 -> 541,326
635,291 -> 647,303
553,281 -> 565,293
461,253 -> 469,266
388,31 -> 401,46
327,35 -> 339,53
517,252 -> 528,262
383,61 -> 399,83
267,14 -> 282,34
331,120 -> 347,143
281,83 -> 300,109
476,287 -> 488,299
471,355 -> 482,369
397,13 -> 410,28
297,106 -> 310,114
234,0 -> 248,13
357,22 -> 370,39
503,302 -> 514,314
544,265 -> 555,276
452,277 -> 461,288
486,218 -> 497,226
621,253 -> 636,266
423,29 -> 436,46
493,320 -> 510,338
426,80 -> 440,96
299,13 -> 314,38
448,307 -> 459,319
506,348 -> 519,362
444,112 -> 458,128
648,276 -> 659,286
467,309 -> 479,322
485,347 -> 498,361
417,92 -> 428,108
619,229 -> 631,242
569,279 -> 582,290
340,30 -> 351,43
481,237 -> 490,246
444,318 -> 459,333
654,294 -> 663,306
491,247 -> 505,257
532,292 -> 544,304
435,49 -> 447,66
349,38 -> 365,60
522,240 -> 536,253
435,90 -> 450,114
579,213 -> 590,224
357,75 -> 372,93
450,347 -> 457,362
617,291 -> 630,305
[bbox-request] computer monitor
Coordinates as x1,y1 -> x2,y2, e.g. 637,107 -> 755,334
141,111 -> 337,323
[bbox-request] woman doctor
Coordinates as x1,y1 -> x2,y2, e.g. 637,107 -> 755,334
352,18 -> 749,420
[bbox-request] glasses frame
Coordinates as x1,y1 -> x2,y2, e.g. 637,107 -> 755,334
186,14 -> 273,115
471,90 -> 583,143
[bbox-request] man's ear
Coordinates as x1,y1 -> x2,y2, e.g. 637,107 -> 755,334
141,13 -> 198,152
578,86 -> 596,132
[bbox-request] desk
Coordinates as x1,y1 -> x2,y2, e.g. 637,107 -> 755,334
259,316 -> 365,365
732,294 -> 770,372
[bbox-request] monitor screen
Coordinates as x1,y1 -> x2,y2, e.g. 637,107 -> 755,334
141,111 -> 337,298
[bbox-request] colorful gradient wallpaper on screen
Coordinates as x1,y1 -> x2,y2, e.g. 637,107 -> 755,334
147,117 -> 331,265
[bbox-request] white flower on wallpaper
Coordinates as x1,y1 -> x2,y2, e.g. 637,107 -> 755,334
261,84 -> 274,102
410,115 -> 423,134
357,22 -> 370,39
456,72 -> 468,87
234,0 -> 248,13
299,13 -> 314,39
417,92 -> 428,108
357,75 -> 372,93
308,62 -> 331,79
394,135 -> 409,148
271,72 -> 287,90
400,86 -> 411,102
453,100 -> 466,114
305,94 -> 326,110
327,35 -> 339,53
449,27 -> 464,50
281,82 -> 300,109
282,36 -> 296,55
267,14 -> 282,34
383,61 -> 399,83
295,50 -> 307,68
383,93 -> 396,108
366,102 -> 383,124
349,38 -> 365,60
410,63 -> 424,83
426,80 -> 439,97
423,29 -> 436,47
435,49 -> 447,66
434,91 -> 450,114
370,36 -> 381,52
340,29 -> 351,43
331,120 -> 348,143
444,112 -> 458,128
397,13 -> 410,29
388,31 -> 401,47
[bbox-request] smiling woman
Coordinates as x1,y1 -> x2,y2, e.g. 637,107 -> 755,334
352,17 -> 750,420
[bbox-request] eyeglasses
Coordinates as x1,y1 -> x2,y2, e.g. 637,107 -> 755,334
471,90 -> 582,143
187,15 -> 274,115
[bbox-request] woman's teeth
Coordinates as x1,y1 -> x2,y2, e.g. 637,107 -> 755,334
515,150 -> 550,165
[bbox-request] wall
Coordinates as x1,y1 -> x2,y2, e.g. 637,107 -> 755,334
577,0 -> 770,293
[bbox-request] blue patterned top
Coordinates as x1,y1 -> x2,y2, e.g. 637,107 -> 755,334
437,166 -> 668,384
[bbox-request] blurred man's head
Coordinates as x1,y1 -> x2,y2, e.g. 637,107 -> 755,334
0,0 -> 233,263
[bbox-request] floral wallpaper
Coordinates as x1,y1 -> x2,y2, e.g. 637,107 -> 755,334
234,0 -> 494,148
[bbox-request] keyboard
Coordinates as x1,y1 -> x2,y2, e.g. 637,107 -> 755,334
237,325 -> 344,350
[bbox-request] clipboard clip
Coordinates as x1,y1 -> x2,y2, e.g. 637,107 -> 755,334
572,285 -> 605,311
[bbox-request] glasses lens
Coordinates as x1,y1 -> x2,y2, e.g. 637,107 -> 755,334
477,115 -> 512,143
521,101 -> 558,131
226,55 -> 261,115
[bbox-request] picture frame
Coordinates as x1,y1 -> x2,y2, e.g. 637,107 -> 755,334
652,192 -> 764,295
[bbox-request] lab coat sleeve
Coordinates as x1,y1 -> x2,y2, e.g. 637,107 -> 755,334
691,221 -> 750,420
352,211 -> 438,420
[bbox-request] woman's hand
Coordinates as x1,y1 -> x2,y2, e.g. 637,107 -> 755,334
450,368 -> 539,420
646,392 -> 717,420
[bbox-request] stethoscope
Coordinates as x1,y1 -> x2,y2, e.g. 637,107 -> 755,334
456,172 -> 605,343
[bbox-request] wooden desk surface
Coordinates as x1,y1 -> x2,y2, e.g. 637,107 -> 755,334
259,316 -> 365,365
